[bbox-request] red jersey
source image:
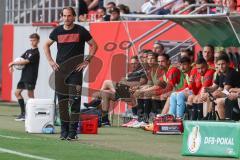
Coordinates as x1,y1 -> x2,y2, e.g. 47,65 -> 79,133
207,61 -> 215,69
191,68 -> 215,95
166,66 -> 181,87
156,66 -> 181,94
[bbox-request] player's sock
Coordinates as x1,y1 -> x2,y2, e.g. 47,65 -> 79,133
18,99 -> 25,115
197,103 -> 203,120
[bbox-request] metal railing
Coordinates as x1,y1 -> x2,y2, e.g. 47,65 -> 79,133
121,4 -> 229,62
5,0 -> 78,24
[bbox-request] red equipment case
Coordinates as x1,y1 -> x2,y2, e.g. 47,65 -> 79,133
153,114 -> 183,135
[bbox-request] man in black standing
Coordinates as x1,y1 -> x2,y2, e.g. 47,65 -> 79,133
44,7 -> 98,140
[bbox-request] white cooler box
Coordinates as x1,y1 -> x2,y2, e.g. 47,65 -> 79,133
25,99 -> 55,133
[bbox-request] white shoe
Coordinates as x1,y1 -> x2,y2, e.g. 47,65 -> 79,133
127,120 -> 140,128
132,121 -> 147,128
122,118 -> 138,127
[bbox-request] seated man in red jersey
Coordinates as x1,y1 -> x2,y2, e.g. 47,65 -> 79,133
134,53 -> 182,119
168,56 -> 193,119
161,48 -> 195,114
132,52 -> 165,122
186,58 -> 215,120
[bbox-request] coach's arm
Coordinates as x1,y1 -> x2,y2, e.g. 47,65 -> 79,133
43,39 -> 60,71
75,38 -> 98,72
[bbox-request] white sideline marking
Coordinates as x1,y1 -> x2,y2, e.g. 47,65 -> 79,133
0,147 -> 55,160
0,134 -> 30,140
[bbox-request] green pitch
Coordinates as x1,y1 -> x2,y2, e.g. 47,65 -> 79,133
0,104 -> 228,160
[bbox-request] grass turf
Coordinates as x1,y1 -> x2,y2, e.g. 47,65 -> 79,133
0,104 -> 231,160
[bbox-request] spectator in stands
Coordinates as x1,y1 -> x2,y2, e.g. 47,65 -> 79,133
171,0 -> 196,14
84,55 -> 147,126
199,0 -> 215,14
153,41 -> 165,55
106,1 -> 116,14
226,0 -> 238,13
117,4 -> 131,14
141,0 -> 161,14
141,0 -> 177,14
213,0 -> 224,13
78,0 -> 88,22
109,7 -> 121,21
84,0 -> 99,11
96,7 -> 110,21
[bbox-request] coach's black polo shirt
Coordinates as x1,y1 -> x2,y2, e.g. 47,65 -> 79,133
49,24 -> 92,85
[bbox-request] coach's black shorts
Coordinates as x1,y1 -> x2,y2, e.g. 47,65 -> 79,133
17,81 -> 35,90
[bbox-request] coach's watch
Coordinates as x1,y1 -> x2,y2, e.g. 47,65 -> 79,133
85,55 -> 93,63
85,59 -> 91,63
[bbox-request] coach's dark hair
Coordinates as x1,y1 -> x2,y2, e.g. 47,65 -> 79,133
158,53 -> 170,61
216,53 -> 230,63
29,33 -> 40,40
61,7 -> 76,17
196,58 -> 207,65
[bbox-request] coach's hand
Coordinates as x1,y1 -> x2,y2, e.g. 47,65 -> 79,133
48,60 -> 59,71
75,60 -> 89,72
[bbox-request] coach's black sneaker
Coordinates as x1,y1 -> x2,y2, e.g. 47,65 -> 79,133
84,99 -> 101,108
102,121 -> 111,127
60,122 -> 69,140
66,134 -> 78,141
15,114 -> 25,121
59,131 -> 68,140
59,134 -> 68,140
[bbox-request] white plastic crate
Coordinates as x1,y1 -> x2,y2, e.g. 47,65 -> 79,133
25,99 -> 55,133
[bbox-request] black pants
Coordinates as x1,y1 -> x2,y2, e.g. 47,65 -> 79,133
55,70 -> 83,136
